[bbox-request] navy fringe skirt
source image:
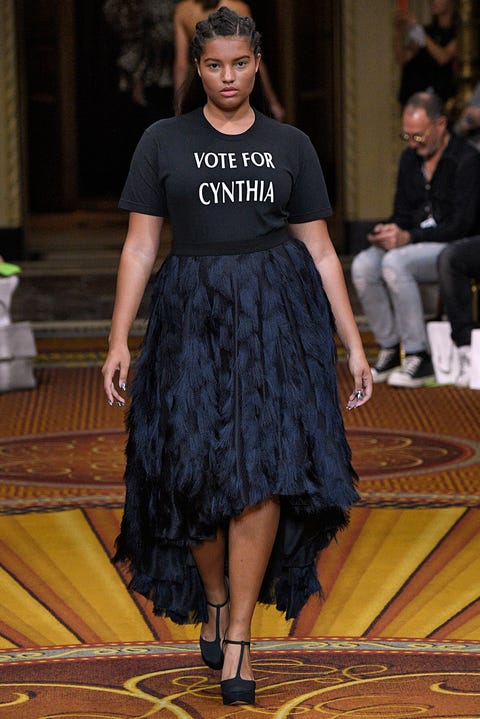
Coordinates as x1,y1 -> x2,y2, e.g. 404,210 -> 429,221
114,235 -> 359,624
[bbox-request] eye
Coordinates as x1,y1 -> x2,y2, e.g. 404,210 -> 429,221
235,60 -> 247,67
206,62 -> 219,70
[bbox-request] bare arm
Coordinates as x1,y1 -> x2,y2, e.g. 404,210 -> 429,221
258,62 -> 285,122
393,9 -> 418,65
236,2 -> 285,120
288,219 -> 372,408
102,212 -> 163,404
173,6 -> 191,101
424,36 -> 456,65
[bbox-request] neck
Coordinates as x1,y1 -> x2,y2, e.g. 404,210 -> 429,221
203,101 -> 255,135
436,11 -> 453,28
422,131 -> 450,175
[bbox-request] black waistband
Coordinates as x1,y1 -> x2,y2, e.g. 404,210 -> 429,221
170,227 -> 290,256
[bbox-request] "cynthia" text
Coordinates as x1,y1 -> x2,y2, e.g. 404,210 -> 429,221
198,180 -> 274,205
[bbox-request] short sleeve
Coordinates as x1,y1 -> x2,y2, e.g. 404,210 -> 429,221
286,132 -> 332,223
119,127 -> 168,217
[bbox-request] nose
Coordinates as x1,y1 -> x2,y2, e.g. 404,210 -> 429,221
222,65 -> 234,83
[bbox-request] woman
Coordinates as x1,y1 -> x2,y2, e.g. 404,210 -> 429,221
103,7 -> 372,706
395,0 -> 459,106
174,0 -> 285,120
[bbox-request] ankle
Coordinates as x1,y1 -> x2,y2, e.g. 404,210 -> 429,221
205,580 -> 229,607
224,620 -> 250,642
222,639 -> 253,682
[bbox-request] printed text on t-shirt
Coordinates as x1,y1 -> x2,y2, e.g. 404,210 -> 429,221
194,151 -> 275,205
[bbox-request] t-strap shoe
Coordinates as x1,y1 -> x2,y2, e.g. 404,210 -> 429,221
199,595 -> 229,670
220,639 -> 256,705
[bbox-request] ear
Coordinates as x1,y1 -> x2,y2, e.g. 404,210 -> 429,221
255,53 -> 261,73
195,59 -> 201,78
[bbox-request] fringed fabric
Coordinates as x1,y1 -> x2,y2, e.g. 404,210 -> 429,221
114,237 -> 359,623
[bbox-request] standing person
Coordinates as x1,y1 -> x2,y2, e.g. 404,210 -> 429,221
174,0 -> 285,120
395,0 -> 459,107
437,236 -> 480,386
103,0 -> 177,125
102,7 -> 372,706
351,92 -> 480,388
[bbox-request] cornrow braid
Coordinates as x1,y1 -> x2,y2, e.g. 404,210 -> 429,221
190,6 -> 261,63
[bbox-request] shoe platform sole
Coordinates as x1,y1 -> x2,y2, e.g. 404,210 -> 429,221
371,366 -> 401,383
387,374 -> 435,388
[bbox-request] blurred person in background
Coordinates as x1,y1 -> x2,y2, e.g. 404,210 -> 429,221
395,0 -> 459,107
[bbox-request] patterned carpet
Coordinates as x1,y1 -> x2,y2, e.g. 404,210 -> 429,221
0,348 -> 479,716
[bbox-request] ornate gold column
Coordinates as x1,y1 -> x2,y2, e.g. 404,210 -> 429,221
0,0 -> 24,259
454,0 -> 479,113
342,0 -> 398,226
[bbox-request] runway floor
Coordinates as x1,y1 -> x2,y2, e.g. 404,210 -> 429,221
0,211 -> 479,716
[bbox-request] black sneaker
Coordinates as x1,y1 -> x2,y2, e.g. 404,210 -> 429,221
387,352 -> 434,388
371,345 -> 401,383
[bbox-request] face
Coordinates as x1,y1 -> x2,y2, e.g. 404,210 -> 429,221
400,107 -> 447,159
196,36 -> 261,112
430,0 -> 453,16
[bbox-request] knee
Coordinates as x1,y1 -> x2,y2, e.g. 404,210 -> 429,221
381,249 -> 413,291
351,249 -> 380,290
437,244 -> 455,277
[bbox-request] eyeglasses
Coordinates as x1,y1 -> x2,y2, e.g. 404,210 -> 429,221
399,127 -> 432,144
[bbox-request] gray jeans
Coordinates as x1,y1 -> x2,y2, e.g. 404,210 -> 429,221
351,242 -> 446,354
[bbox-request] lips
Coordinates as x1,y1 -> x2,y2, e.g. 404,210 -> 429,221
220,88 -> 238,96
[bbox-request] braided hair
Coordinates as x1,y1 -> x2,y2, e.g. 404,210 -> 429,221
190,6 -> 261,62
178,6 -> 265,114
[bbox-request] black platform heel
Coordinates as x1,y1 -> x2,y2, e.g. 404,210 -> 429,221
199,595 -> 229,670
220,639 -> 256,705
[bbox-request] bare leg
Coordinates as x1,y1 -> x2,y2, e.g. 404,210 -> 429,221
191,528 -> 229,642
222,497 -> 281,682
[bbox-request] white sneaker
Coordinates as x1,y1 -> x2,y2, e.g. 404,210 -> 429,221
387,353 -> 435,388
456,345 -> 471,387
371,346 -> 401,383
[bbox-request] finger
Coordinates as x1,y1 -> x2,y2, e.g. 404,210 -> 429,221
102,363 -> 126,407
118,363 -> 129,394
346,369 -> 372,410
346,388 -> 363,411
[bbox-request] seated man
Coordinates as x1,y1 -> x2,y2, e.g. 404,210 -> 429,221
351,91 -> 480,387
437,236 -> 480,386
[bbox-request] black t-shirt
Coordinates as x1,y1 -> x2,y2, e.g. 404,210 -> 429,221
119,108 -> 332,253
399,23 -> 457,105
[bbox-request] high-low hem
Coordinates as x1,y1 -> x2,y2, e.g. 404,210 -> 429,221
114,236 -> 359,623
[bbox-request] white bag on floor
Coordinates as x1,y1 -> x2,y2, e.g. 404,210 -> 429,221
470,329 -> 480,390
427,321 -> 460,385
0,322 -> 36,392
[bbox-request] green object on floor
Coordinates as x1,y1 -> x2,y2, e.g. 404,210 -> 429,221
0,262 -> 21,276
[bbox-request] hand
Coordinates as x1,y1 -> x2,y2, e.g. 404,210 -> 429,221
368,223 -> 410,251
102,342 -> 130,407
131,78 -> 146,107
394,7 -> 412,26
407,22 -> 426,47
270,100 -> 286,123
345,351 -> 373,411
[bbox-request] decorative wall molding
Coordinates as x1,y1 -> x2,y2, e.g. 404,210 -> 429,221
342,0 -> 358,220
342,1 -> 401,223
0,0 -> 22,228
